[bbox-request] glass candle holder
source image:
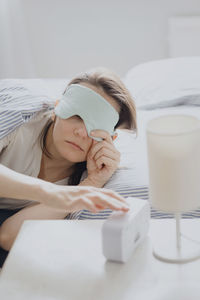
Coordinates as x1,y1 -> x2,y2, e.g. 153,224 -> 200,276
146,115 -> 200,263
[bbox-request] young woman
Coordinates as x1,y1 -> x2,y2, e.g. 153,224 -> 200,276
0,68 -> 137,265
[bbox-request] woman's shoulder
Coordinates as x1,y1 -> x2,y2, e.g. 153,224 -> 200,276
0,109 -> 53,149
0,110 -> 53,159
0,129 -> 18,154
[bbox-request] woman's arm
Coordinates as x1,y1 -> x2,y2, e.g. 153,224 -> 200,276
0,179 -> 109,251
0,176 -> 128,251
0,181 -> 97,251
0,164 -> 49,202
0,164 -> 128,211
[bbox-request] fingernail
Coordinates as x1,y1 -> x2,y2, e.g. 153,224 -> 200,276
122,207 -> 129,212
123,205 -> 130,209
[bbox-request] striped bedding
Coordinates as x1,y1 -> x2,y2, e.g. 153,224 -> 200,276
1,80 -> 200,220
0,80 -> 54,140
67,186 -> 200,220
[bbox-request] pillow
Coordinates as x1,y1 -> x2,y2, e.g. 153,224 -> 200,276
124,57 -> 200,109
0,78 -> 69,101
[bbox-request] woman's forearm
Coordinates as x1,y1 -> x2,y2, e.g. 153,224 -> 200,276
0,178 -> 104,251
0,163 -> 52,203
0,177 -> 103,251
0,168 -> 124,251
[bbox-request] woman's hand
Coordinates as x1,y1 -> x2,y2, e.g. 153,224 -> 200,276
86,130 -> 120,187
41,182 -> 129,213
0,164 -> 128,214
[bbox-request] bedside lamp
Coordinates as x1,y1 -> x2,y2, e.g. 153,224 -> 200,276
146,115 -> 200,263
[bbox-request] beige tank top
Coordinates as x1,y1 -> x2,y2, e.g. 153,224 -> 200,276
0,111 -> 69,210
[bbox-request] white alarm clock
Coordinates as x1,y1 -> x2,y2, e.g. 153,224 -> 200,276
102,197 -> 150,263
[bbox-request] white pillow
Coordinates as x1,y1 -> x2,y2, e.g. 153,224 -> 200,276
124,57 -> 200,109
0,78 -> 70,101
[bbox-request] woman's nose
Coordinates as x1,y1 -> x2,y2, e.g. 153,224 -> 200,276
74,126 -> 88,138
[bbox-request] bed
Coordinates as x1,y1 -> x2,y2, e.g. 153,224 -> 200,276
1,56 -> 200,219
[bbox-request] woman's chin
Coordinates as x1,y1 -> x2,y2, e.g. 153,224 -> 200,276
60,152 -> 86,163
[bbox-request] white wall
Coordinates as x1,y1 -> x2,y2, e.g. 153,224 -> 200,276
0,0 -> 200,78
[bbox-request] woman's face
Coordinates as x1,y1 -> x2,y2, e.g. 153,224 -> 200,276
52,83 -> 120,163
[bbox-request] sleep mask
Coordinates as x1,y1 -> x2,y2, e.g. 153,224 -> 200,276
54,84 -> 119,141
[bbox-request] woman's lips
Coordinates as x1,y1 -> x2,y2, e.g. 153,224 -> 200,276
65,141 -> 83,151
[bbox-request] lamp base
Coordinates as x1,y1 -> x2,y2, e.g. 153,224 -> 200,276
153,233 -> 200,264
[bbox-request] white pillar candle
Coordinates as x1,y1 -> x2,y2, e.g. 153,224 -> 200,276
146,115 -> 200,212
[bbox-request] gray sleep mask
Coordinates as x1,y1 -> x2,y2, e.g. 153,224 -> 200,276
54,84 -> 119,141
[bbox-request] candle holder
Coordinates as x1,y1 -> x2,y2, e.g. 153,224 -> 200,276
146,115 -> 200,263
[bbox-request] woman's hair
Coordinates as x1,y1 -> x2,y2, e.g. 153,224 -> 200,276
41,68 -> 137,186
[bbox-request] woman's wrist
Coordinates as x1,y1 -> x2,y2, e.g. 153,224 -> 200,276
78,177 -> 104,188
35,180 -> 57,204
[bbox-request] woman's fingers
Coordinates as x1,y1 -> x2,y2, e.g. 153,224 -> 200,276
100,188 -> 128,204
90,130 -> 113,143
66,193 -> 129,213
89,140 -> 116,159
68,190 -> 129,213
67,186 -> 123,202
87,192 -> 129,212
68,196 -> 97,213
94,204 -> 105,210
94,148 -> 120,162
46,184 -> 129,213
89,187 -> 127,205
95,156 -> 116,169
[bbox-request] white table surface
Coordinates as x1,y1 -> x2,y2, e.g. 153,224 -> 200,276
0,219 -> 200,300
